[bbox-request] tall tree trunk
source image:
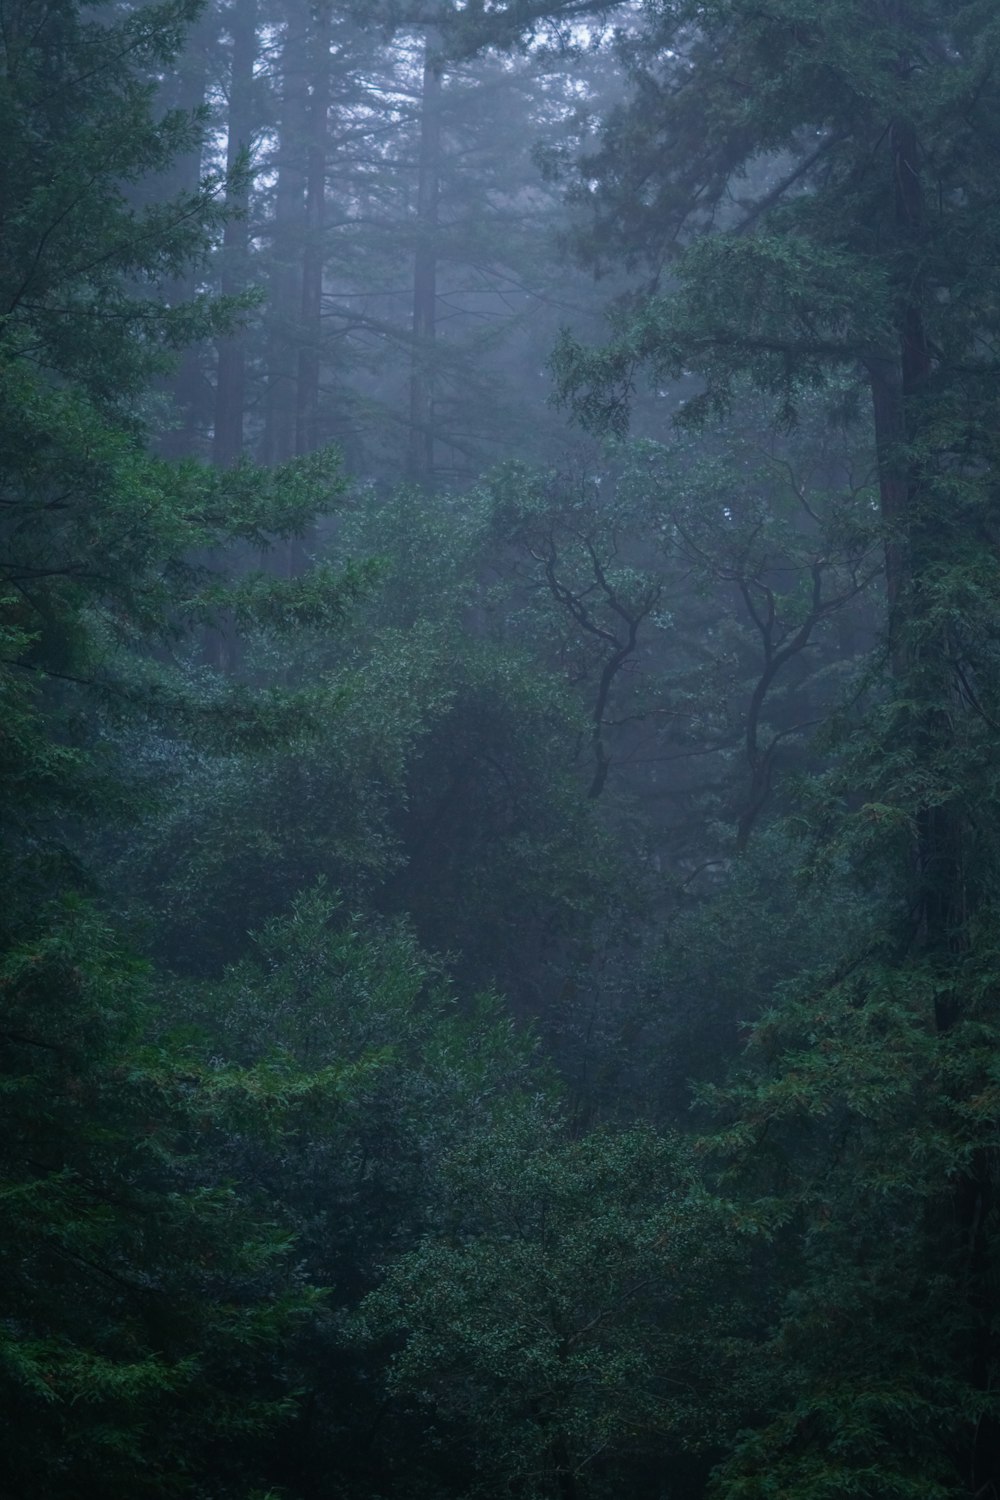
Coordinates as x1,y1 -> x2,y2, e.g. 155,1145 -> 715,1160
866,103 -> 958,972
263,0 -> 309,468
406,30 -> 443,483
867,52 -> 996,1491
159,9 -> 215,458
296,0 -> 332,457
213,0 -> 258,469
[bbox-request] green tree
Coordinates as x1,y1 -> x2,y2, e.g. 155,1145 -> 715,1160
190,886 -> 549,1498
555,1 -> 1000,1493
0,2 -> 355,1491
0,896 -> 322,1500
115,476 -> 631,1006
360,1119 -> 754,1500
0,0 -> 352,919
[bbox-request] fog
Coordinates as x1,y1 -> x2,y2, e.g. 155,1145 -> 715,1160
4,2 -> 1000,1497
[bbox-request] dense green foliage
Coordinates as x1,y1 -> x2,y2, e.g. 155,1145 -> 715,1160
6,0 -> 1000,1498
555,3 -> 1000,1496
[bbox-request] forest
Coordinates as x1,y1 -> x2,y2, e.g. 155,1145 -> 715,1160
4,0 -> 1000,1496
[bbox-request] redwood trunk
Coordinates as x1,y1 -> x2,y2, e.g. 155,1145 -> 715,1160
263,0 -> 309,468
295,0 -> 332,458
867,78 -> 997,1493
213,0 -> 257,468
406,31 -> 443,483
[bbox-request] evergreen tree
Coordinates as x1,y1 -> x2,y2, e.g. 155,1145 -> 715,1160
555,1 -> 1000,1493
359,1119 -> 754,1500
0,3 -> 352,1491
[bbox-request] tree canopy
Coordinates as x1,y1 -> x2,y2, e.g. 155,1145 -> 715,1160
5,1 -> 1000,1497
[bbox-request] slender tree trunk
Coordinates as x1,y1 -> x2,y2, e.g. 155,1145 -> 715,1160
159,10 -> 215,458
213,0 -> 257,468
867,58 -> 997,1490
406,30 -> 443,483
885,115 -> 966,996
866,104 -> 958,969
296,0 -> 332,457
263,0 -> 309,469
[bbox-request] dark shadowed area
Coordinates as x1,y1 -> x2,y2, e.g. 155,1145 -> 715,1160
4,1 -> 1000,1497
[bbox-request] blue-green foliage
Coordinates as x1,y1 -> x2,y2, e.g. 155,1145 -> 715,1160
359,1120 -> 755,1500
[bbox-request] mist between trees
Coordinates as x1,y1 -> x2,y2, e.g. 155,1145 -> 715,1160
4,1 -> 1000,1497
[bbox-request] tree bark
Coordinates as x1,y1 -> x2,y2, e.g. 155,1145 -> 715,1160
262,0 -> 310,468
158,10 -> 215,459
867,65 -> 996,1494
295,0 -> 332,458
406,30 -> 443,483
866,105 -> 960,971
213,0 -> 258,469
